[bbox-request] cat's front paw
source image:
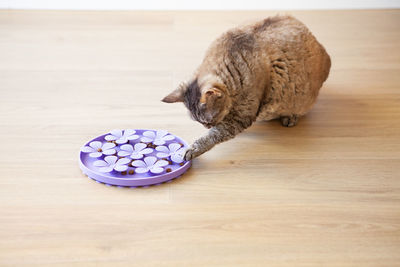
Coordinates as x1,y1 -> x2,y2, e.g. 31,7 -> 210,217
184,145 -> 202,161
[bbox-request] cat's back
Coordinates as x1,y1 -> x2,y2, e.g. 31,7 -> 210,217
251,15 -> 331,82
210,15 -> 308,50
206,15 -> 329,67
252,15 -> 307,37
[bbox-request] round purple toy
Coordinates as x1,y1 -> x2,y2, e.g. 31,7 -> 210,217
79,129 -> 191,187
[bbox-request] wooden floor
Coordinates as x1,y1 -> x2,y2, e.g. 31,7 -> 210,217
0,9 -> 399,266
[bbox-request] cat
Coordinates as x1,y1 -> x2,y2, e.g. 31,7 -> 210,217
162,15 -> 331,160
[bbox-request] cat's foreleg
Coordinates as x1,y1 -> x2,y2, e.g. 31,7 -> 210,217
184,116 -> 254,160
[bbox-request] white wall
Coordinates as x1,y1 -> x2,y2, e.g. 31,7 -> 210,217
1,0 -> 399,10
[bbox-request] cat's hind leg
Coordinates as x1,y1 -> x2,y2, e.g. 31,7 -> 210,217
280,114 -> 299,127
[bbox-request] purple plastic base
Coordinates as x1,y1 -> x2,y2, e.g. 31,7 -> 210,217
83,174 -> 183,188
79,129 -> 191,187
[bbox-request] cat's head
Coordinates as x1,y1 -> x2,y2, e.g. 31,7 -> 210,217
162,76 -> 231,128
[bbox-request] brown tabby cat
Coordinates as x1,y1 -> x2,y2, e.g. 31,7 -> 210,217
162,15 -> 331,160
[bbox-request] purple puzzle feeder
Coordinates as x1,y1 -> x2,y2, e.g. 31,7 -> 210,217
79,129 -> 191,187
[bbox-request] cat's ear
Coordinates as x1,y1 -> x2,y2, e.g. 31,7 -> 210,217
200,88 -> 222,104
162,87 -> 184,103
